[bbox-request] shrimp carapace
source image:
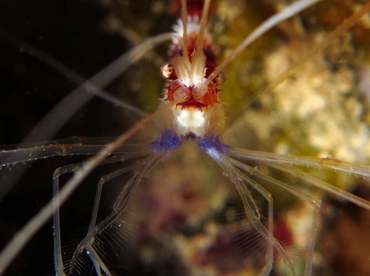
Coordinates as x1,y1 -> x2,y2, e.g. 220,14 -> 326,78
160,0 -> 224,139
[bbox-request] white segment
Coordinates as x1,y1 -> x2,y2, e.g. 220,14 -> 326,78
173,108 -> 209,136
172,17 -> 210,86
172,17 -> 210,42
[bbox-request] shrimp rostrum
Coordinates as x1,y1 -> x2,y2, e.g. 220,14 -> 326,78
1,0 -> 370,275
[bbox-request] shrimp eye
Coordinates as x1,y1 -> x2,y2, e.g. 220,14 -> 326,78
161,62 -> 174,79
215,71 -> 226,85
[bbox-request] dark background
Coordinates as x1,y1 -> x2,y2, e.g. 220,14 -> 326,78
0,1 -> 159,275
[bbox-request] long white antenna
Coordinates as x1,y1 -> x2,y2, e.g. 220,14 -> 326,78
206,0 -> 320,84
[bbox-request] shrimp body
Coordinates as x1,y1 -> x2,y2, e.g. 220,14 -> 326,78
155,1 -> 225,146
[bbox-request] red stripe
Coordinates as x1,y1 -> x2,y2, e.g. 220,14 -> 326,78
168,0 -> 214,18
186,0 -> 205,17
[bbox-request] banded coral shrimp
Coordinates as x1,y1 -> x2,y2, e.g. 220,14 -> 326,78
1,0 -> 370,275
